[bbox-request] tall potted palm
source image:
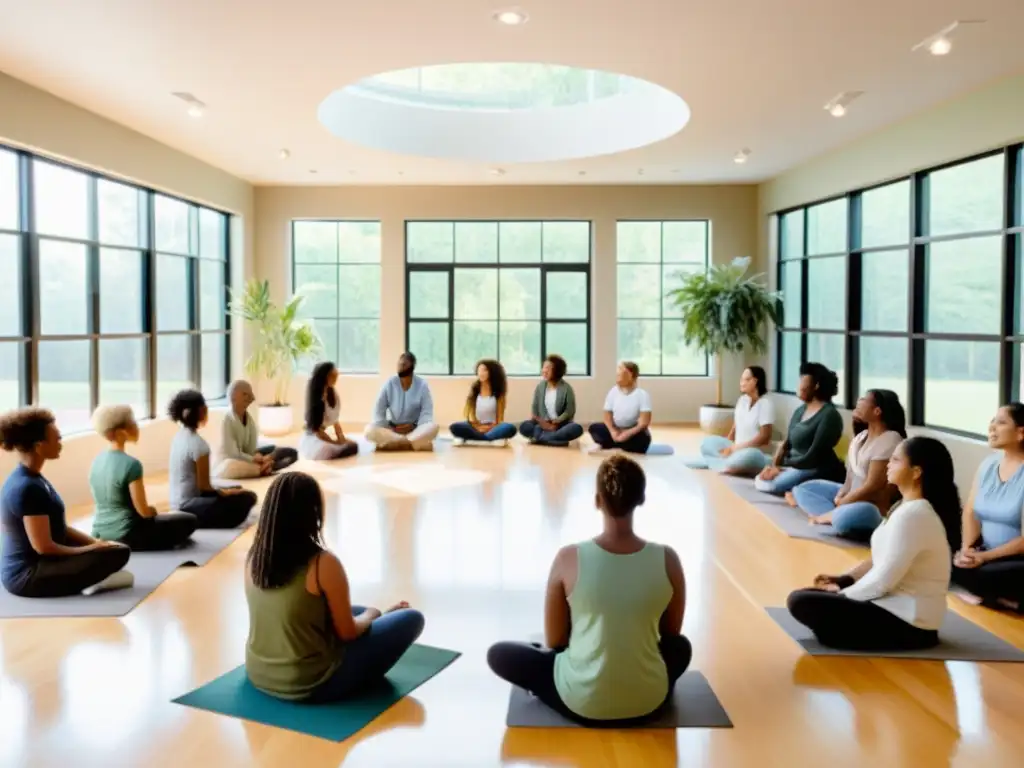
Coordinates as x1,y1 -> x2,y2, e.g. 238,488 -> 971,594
229,279 -> 322,436
666,256 -> 782,434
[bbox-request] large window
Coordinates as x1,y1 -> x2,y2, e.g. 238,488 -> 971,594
0,145 -> 231,433
405,221 -> 591,375
775,144 -> 1024,437
292,221 -> 381,373
616,220 -> 709,375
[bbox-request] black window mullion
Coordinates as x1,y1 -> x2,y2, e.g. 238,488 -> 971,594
145,192 -> 157,419
188,257 -> 200,388
799,208 -> 809,369
18,152 -> 36,407
908,172 -> 926,426
86,175 -> 100,412
845,193 -> 861,408
1001,146 -> 1019,406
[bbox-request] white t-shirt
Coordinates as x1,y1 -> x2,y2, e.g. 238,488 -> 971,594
475,395 -> 497,424
734,394 -> 774,446
544,387 -> 559,420
604,386 -> 652,429
322,396 -> 341,429
847,430 -> 903,492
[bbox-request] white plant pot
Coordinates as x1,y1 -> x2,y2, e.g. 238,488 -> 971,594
699,404 -> 733,436
259,405 -> 294,437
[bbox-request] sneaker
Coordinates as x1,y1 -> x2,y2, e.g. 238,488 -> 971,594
83,570 -> 135,596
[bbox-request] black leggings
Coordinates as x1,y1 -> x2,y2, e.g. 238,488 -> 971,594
952,556 -> 1024,607
179,490 -> 257,529
486,635 -> 692,726
588,423 -> 652,454
118,512 -> 198,551
12,546 -> 131,598
787,589 -> 939,651
257,445 -> 299,472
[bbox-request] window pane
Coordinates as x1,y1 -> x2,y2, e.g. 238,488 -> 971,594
294,221 -> 338,263
309,320 -> 338,368
337,319 -> 378,373
0,342 -> 22,410
100,248 -> 144,333
454,268 -> 497,319
662,221 -> 707,263
542,222 -> 589,263
408,322 -> 449,373
547,272 -> 587,319
861,180 -> 910,249
499,321 -> 540,375
0,234 -> 22,336
199,260 -> 225,330
617,320 -> 661,375
499,222 -> 541,263
34,160 -> 88,239
157,255 -> 190,331
806,333 -> 845,401
201,334 -> 226,399
39,240 -> 87,335
98,179 -> 142,247
927,154 -> 1004,236
546,323 -> 587,374
780,211 -> 804,260
157,335 -> 192,409
38,340 -> 91,433
663,264 -> 702,319
155,195 -> 193,254
409,272 -> 449,318
926,236 -> 1001,335
294,265 -> 337,318
454,321 -> 497,373
806,256 -> 846,329
859,337 -> 908,407
861,250 -> 908,332
780,261 -> 802,327
1017,148 -> 1023,227
339,221 -> 381,263
499,268 -> 540,319
617,265 -> 660,319
662,323 -> 706,375
0,149 -> 17,230
337,264 -> 380,319
779,332 -> 801,392
925,341 -> 999,433
806,199 -> 847,255
200,209 -> 225,260
408,222 -> 454,263
616,222 -> 661,263
455,222 -> 497,263
99,338 -> 147,417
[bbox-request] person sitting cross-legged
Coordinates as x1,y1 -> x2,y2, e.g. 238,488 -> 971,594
215,380 -> 298,478
519,354 -> 584,447
588,361 -> 653,454
299,362 -> 359,461
697,366 -> 774,476
365,352 -> 440,452
449,359 -> 517,443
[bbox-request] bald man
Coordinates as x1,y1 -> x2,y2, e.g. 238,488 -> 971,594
213,380 -> 299,479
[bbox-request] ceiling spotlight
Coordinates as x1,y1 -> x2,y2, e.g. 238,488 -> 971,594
279,149 -> 291,160
187,104 -> 204,118
828,103 -> 846,117
172,92 -> 206,118
824,91 -> 863,118
929,37 -> 952,56
734,148 -> 751,164
912,20 -> 985,55
490,168 -> 506,176
494,8 -> 528,25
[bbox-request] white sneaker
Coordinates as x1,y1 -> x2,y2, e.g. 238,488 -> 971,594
83,570 -> 135,596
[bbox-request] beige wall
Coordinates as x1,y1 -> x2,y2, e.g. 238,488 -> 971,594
254,184 -> 759,426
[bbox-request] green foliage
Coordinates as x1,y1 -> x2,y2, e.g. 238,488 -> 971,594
229,280 -> 322,406
666,257 -> 782,357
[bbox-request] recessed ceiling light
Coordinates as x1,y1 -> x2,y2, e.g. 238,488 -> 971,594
912,20 -> 985,56
734,148 -> 751,164
928,37 -> 952,55
494,8 -> 528,25
187,104 -> 204,118
828,103 -> 846,117
578,170 -> 587,176
279,149 -> 291,160
490,168 -> 506,176
172,92 -> 206,118
823,91 -> 863,118
308,169 -> 317,174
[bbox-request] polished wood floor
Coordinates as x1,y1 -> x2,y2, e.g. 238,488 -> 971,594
3,428 -> 1024,767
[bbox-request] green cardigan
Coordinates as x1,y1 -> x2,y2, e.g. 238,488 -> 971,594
530,380 -> 577,423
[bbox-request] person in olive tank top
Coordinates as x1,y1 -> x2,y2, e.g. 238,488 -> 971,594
244,472 -> 425,701
487,455 -> 692,724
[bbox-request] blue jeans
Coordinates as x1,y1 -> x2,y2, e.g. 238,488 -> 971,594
697,436 -> 770,476
519,419 -> 584,446
791,480 -> 883,537
309,606 -> 425,702
449,421 -> 517,441
753,467 -> 818,495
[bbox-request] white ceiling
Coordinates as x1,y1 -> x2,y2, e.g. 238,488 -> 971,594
0,0 -> 1022,186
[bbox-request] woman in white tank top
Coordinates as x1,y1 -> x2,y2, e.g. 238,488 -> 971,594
299,362 -> 358,461
449,360 -> 517,444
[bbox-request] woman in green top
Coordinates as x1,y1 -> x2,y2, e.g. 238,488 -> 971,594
519,354 -> 585,447
755,362 -> 845,495
89,405 -> 197,551
487,455 -> 691,724
244,472 -> 424,701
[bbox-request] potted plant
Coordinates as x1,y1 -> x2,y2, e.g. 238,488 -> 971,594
229,279 -> 322,436
666,256 -> 782,435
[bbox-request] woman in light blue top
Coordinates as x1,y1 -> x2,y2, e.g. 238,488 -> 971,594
952,403 -> 1024,611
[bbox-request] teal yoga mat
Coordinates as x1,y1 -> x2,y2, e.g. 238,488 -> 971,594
173,644 -> 461,742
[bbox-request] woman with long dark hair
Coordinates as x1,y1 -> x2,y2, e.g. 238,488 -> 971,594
449,359 -> 517,443
788,389 -> 907,539
244,472 -> 424,701
693,366 -> 775,476
786,437 -> 961,651
300,361 -> 358,461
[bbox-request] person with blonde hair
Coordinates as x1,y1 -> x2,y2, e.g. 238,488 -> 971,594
215,380 -> 298,478
90,405 -> 198,550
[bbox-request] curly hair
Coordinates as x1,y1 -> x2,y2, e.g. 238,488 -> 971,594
0,407 -> 55,453
466,359 -> 507,413
92,404 -> 136,437
545,354 -> 567,382
596,454 -> 647,518
167,389 -> 207,431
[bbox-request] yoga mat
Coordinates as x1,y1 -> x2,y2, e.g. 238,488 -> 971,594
719,475 -> 864,550
766,606 -> 1024,661
681,456 -> 711,469
646,444 -> 675,456
505,671 -> 732,728
173,644 -> 461,742
453,439 -> 510,448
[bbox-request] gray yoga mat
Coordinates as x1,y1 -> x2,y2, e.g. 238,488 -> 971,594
719,475 -> 864,550
505,671 -> 732,728
766,606 -> 1024,661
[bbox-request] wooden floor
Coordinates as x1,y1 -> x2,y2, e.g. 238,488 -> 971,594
3,428 -> 1024,768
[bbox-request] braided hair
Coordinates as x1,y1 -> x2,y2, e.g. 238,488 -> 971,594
596,454 -> 646,518
247,472 -> 326,589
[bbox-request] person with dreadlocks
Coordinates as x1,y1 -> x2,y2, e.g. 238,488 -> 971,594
487,454 -> 691,724
244,472 -> 424,701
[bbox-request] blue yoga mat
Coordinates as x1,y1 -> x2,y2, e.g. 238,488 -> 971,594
173,644 -> 461,742
646,444 -> 675,456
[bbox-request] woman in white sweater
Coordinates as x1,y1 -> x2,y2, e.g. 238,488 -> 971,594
786,436 -> 962,651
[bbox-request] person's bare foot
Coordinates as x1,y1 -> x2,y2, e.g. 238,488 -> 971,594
784,491 -> 798,507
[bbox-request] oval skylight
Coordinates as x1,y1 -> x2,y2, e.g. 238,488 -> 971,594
318,63 -> 690,164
